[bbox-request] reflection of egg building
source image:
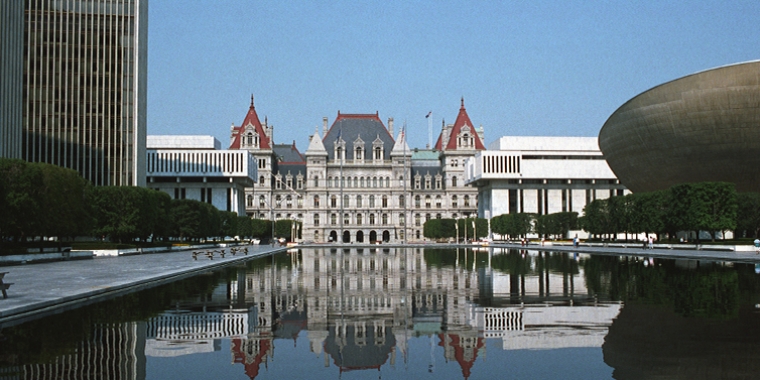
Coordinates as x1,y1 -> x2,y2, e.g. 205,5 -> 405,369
599,61 -> 760,193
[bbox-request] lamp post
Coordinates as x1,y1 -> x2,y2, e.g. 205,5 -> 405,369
455,218 -> 459,244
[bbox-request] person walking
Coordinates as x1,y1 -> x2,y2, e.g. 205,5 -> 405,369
648,236 -> 654,250
754,238 -> 760,254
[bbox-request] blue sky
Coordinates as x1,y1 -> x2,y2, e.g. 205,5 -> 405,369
147,1 -> 760,151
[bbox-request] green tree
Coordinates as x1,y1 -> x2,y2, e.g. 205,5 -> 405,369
237,216 -> 253,239
0,159 -> 44,240
251,219 -> 272,239
736,192 -> 760,238
169,199 -> 201,241
669,182 -> 737,241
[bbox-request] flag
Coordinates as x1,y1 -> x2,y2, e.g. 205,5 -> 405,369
425,111 -> 432,118
336,128 -> 342,141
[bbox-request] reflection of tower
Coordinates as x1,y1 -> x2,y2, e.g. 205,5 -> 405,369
231,336 -> 274,380
18,322 -> 147,380
439,330 -> 485,380
233,247 -> 486,375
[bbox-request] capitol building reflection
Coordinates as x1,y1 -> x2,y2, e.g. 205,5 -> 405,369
144,247 -> 622,379
3,248 -> 622,379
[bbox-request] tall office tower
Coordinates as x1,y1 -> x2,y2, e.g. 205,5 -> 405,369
3,0 -> 148,186
0,1 -> 24,159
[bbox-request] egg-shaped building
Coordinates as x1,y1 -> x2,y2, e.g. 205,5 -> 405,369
598,61 -> 760,193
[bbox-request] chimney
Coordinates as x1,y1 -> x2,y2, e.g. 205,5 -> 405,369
323,117 -> 328,137
388,117 -> 394,137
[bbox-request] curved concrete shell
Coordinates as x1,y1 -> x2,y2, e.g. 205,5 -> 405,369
599,61 -> 760,193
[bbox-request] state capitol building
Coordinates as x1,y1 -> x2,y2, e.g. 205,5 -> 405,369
230,97 -> 484,244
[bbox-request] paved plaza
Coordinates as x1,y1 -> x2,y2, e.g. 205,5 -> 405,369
1,242 -> 758,325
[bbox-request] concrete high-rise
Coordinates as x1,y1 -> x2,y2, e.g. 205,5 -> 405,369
1,0 -> 148,186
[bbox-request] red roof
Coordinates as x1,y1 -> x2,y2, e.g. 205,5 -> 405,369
229,95 -> 271,150
434,98 -> 485,151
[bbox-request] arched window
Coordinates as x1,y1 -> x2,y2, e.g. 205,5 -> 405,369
330,195 -> 337,208
436,195 -> 442,208
464,195 -> 470,207
247,195 -> 253,207
260,176 -> 265,185
313,176 -> 319,187
344,213 -> 350,225
356,195 -> 363,207
286,195 -> 292,208
343,195 -> 349,207
382,195 -> 388,208
452,176 -> 458,187
313,195 -> 320,207
415,195 -> 421,208
385,177 -> 390,187
369,195 -> 376,208
275,195 -> 282,208
415,214 -> 421,226
369,213 -> 376,225
399,195 -> 405,207
382,214 -> 388,225
357,214 -> 363,225
425,195 -> 431,208
259,195 -> 266,208
372,177 -> 378,188
399,214 -> 405,226
314,214 -> 320,226
331,213 -> 337,225
452,195 -> 458,208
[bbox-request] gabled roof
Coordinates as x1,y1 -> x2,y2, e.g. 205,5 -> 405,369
390,129 -> 412,157
323,112 -> 394,160
434,98 -> 486,151
305,128 -> 328,156
229,95 -> 271,150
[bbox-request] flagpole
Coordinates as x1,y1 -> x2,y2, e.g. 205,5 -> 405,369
428,112 -> 432,149
403,122 -> 407,245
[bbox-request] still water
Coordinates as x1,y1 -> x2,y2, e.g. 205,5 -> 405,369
2,247 -> 760,379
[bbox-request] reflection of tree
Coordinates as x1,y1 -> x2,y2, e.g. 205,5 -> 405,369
583,256 -> 740,318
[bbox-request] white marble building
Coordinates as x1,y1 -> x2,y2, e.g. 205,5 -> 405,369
146,135 -> 257,216
465,136 -> 628,224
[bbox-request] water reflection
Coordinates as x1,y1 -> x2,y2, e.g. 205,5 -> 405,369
3,248 -> 760,379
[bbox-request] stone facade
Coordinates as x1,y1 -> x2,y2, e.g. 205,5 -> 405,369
230,97 -> 485,243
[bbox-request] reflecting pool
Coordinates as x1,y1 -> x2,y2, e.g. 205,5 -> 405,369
2,247 -> 760,379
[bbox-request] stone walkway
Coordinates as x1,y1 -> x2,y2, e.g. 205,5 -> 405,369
0,244 -> 286,325
1,242 -> 758,325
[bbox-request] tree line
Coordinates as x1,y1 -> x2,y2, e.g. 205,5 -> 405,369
0,159 -> 298,245
488,182 -> 758,242
422,218 -> 489,241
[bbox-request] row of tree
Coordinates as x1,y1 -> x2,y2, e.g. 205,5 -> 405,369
422,218 -> 489,241
491,211 -> 579,240
580,182 -> 741,241
489,182 -> 753,242
0,159 -> 299,244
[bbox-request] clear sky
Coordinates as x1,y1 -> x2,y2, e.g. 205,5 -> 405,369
147,0 -> 760,151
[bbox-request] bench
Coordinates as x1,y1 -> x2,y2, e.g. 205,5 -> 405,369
0,272 -> 10,299
1,283 -> 12,299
